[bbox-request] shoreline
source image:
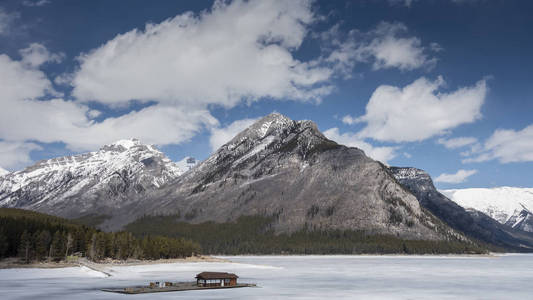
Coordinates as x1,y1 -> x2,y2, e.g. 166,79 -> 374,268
1,252 -> 506,270
0,255 -> 229,270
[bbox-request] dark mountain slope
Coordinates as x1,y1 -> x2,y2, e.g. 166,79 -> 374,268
390,167 -> 533,252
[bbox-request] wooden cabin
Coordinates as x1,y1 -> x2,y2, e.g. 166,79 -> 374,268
195,272 -> 238,287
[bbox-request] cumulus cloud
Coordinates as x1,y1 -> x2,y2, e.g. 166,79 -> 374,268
435,169 -> 477,184
0,48 -> 218,168
209,118 -> 260,152
72,0 -> 334,106
19,43 -> 64,68
341,115 -> 357,125
464,124 -> 533,163
437,136 -> 478,149
351,76 -> 487,143
361,22 -> 437,71
0,54 -> 55,100
324,21 -> 436,74
4,0 -> 343,168
0,141 -> 42,170
323,128 -> 397,164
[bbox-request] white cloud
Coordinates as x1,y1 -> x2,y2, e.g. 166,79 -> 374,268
464,124 -> 533,163
209,118 -> 260,152
71,105 -> 218,152
435,169 -> 477,184
0,141 -> 42,170
0,8 -> 18,35
1,1 -> 351,169
324,21 -> 436,74
22,0 -> 51,7
19,43 -> 64,68
353,76 -> 487,143
358,22 -> 436,71
0,48 -> 218,166
323,128 -> 397,164
72,0 -> 334,107
0,54 -> 55,100
341,115 -> 357,125
437,136 -> 478,149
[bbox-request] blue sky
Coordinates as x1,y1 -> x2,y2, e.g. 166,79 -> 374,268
0,0 -> 532,189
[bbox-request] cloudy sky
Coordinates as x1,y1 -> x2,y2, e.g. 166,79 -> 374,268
0,0 -> 532,189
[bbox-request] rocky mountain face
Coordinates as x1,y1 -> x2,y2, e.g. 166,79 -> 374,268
442,187 -> 533,233
390,167 -> 533,251
0,113 -> 470,243
125,113 -> 465,241
0,139 -> 192,221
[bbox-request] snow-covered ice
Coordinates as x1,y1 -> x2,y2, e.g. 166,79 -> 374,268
1,254 -> 533,299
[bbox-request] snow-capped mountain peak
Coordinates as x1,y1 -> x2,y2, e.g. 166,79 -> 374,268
101,138 -> 143,152
0,139 -> 197,218
441,187 -> 533,232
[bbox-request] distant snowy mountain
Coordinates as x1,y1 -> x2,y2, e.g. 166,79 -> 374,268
442,187 -> 533,232
0,139 -> 195,224
0,167 -> 9,177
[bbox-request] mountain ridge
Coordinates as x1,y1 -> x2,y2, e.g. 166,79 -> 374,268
0,139 -> 193,221
391,167 -> 533,251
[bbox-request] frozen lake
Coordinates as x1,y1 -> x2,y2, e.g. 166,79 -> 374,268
1,254 -> 532,299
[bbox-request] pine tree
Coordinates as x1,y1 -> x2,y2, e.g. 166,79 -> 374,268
18,230 -> 32,263
50,231 -> 65,261
35,230 -> 51,260
0,230 -> 8,258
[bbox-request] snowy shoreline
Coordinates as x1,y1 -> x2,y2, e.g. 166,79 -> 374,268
0,255 -> 228,270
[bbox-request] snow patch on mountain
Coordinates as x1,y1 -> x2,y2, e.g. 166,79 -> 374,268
441,187 -> 533,232
175,157 -> 198,173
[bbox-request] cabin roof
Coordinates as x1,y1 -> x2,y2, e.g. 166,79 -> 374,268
195,272 -> 238,280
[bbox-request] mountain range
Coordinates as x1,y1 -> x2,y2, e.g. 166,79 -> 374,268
0,139 -> 196,225
390,167 -> 533,251
0,113 -> 532,252
442,187 -> 533,233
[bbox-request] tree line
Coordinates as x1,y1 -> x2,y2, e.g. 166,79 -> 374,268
126,215 -> 488,255
0,208 -> 200,263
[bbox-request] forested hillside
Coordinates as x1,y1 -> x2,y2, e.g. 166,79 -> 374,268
126,215 -> 487,255
0,208 -> 199,263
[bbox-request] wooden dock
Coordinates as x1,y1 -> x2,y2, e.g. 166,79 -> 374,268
102,282 -> 257,294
